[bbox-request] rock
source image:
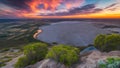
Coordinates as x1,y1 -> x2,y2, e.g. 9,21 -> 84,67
9,48 -> 20,53
25,60 -> 44,68
77,51 -> 106,68
107,51 -> 120,56
77,50 -> 120,68
1,55 -> 24,68
26,51 -> 120,68
80,46 -> 98,56
38,59 -> 66,68
26,59 -> 66,68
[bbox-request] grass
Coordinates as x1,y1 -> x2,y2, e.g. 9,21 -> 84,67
0,57 -> 12,67
0,48 -> 10,53
0,21 -> 49,67
0,21 -> 49,49
0,47 -> 23,67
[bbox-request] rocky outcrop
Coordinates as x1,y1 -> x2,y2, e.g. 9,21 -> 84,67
77,51 -> 106,68
26,59 -> 66,68
27,50 -> 120,68
2,47 -> 120,68
38,59 -> 66,68
1,55 -> 24,68
76,50 -> 120,68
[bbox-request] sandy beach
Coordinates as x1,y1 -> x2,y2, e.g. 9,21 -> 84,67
33,30 -> 42,39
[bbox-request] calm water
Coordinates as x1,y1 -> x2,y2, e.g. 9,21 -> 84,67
37,21 -> 114,46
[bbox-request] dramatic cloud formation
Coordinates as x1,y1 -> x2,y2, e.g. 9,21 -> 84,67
0,0 -> 120,18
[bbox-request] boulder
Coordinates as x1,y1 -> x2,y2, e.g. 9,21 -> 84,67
77,51 -> 107,68
80,46 -> 98,56
107,51 -> 120,56
77,50 -> 120,68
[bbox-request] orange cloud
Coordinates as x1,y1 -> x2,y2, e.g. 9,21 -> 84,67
26,0 -> 63,13
2,0 -> 119,19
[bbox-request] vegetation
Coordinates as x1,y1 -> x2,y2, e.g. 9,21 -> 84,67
14,56 -> 30,68
46,45 -> 80,66
94,34 -> 120,51
24,43 -> 48,62
0,21 -> 47,49
0,58 -> 12,67
0,48 -> 9,53
0,63 -> 6,67
0,48 -> 22,67
14,42 -> 48,68
98,57 -> 120,68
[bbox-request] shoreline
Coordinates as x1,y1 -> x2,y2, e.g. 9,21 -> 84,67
35,21 -> 111,46
33,29 -> 42,39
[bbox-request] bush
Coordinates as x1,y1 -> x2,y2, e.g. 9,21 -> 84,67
15,42 -> 48,68
94,34 -> 120,51
98,57 -> 120,68
94,34 -> 106,50
24,42 -> 48,62
0,62 -> 6,67
46,45 -> 80,66
14,56 -> 29,68
0,48 -> 9,53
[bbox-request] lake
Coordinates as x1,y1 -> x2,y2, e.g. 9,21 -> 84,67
37,21 -> 119,46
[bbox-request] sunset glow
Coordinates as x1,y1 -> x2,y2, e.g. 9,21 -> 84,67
0,0 -> 120,19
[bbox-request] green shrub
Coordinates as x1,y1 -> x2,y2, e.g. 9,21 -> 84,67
94,34 -> 106,50
14,56 -> 29,68
0,48 -> 9,53
0,62 -> 6,67
94,34 -> 120,51
104,34 -> 120,51
46,45 -> 80,66
15,42 -> 48,68
98,57 -> 120,68
24,42 -> 48,62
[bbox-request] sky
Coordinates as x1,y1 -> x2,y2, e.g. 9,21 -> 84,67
0,0 -> 120,19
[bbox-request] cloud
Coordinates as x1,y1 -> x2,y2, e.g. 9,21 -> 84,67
72,4 -> 102,14
47,4 -> 102,16
102,1 -> 120,12
0,0 -> 31,11
0,0 -> 120,18
0,9 -> 20,19
105,3 -> 117,9
0,0 -> 84,12
69,4 -> 96,13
